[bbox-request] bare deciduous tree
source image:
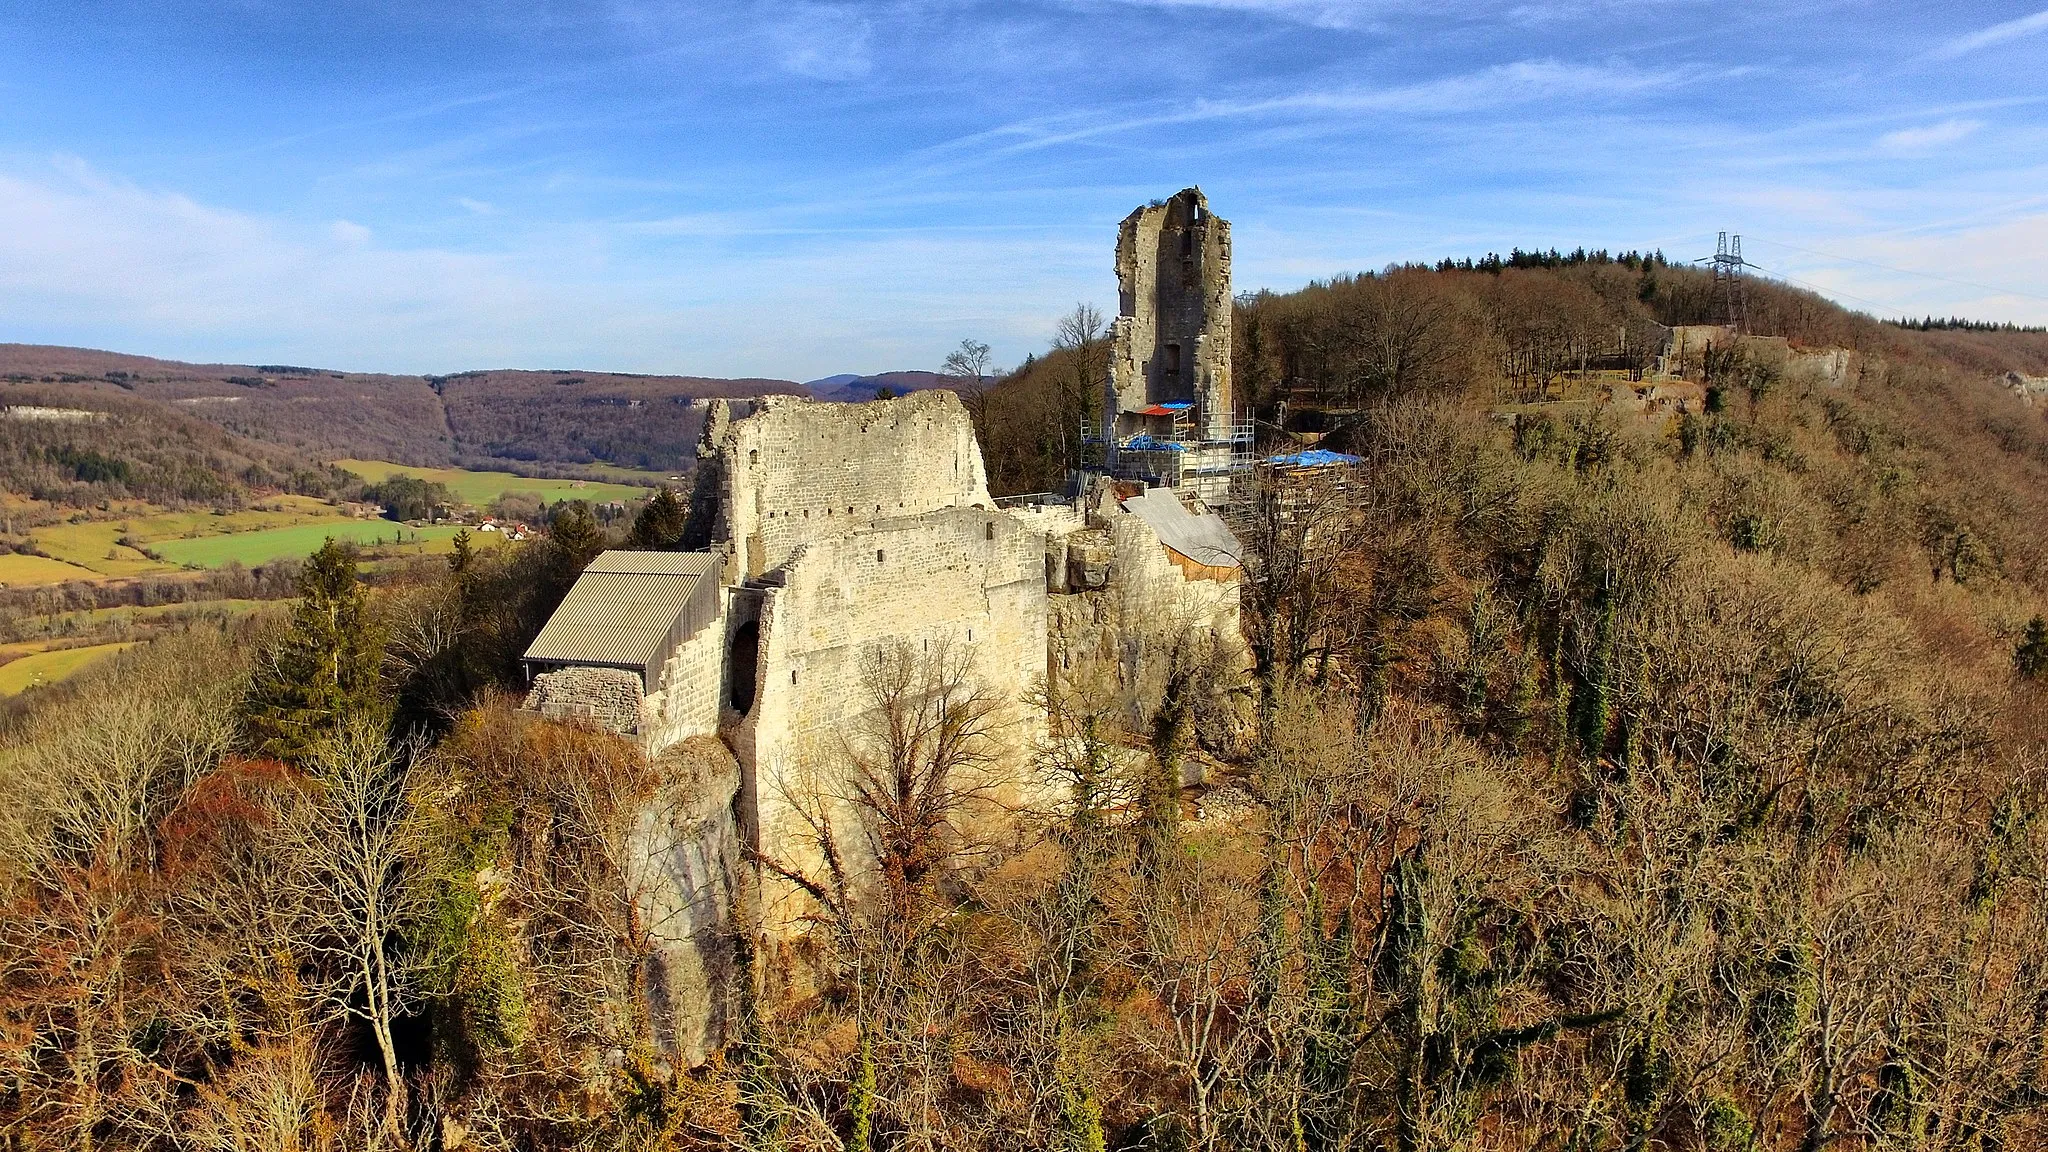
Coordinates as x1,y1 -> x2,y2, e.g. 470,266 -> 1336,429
278,716 -> 431,1130
943,338 -> 999,440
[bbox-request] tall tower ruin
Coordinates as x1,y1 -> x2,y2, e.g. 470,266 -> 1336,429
1097,187 -> 1247,500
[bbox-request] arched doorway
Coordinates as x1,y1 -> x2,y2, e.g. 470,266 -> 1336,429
729,620 -> 760,715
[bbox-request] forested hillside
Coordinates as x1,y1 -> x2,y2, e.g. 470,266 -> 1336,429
0,383 -> 353,510
434,370 -> 798,472
2,258 -> 2046,1150
0,345 -> 801,475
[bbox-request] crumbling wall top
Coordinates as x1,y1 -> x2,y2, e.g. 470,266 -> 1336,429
704,390 -> 994,579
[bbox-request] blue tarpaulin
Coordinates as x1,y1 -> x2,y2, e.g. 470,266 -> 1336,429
1266,449 -> 1362,468
1122,435 -> 1188,452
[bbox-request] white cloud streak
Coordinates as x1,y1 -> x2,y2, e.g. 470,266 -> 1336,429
1931,7 -> 2048,60
0,157 -> 1095,378
913,58 -> 1704,171
1877,118 -> 1983,153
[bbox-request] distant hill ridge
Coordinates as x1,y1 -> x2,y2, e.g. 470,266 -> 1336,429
0,344 -> 804,474
803,370 -> 951,402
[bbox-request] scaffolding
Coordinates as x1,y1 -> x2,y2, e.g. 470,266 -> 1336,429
1082,413 -> 1255,503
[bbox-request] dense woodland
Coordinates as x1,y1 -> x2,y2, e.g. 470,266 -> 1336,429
4,259 -> 2048,1150
0,384 -> 359,513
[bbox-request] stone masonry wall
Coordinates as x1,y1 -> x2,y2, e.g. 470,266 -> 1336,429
713,391 -> 991,580
524,666 -> 645,735
730,505 -> 1050,940
643,594 -> 732,755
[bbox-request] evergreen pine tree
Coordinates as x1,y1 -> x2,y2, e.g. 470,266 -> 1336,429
446,527 -> 476,576
244,539 -> 385,762
548,502 -> 609,571
2017,615 -> 2048,679
625,487 -> 688,550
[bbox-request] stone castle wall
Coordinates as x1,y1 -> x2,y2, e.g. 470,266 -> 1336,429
725,505 -> 1051,938
524,666 -> 646,735
712,392 -> 991,580
643,596 -> 735,752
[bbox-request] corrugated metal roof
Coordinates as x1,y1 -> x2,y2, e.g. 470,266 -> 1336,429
1121,489 -> 1242,568
523,550 -> 720,670
583,551 -> 720,576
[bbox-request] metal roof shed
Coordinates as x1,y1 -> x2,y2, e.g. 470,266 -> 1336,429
1121,488 -> 1242,573
522,550 -> 722,691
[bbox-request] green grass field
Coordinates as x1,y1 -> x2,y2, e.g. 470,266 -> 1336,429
0,552 -> 103,586
34,497 -> 362,578
150,521 -> 471,568
0,643 -> 136,695
337,460 -> 658,507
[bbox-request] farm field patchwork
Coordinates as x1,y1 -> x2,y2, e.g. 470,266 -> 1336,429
0,642 -> 136,695
33,498 -> 370,577
150,521 -> 470,568
336,460 -> 658,506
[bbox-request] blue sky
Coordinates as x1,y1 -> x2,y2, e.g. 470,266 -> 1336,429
1,2 -> 2044,381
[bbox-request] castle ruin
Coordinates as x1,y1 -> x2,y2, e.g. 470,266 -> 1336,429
520,192 -> 1249,1065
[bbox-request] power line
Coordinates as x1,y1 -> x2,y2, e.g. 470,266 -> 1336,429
1744,235 -> 2048,306
1738,261 -> 1914,319
1711,232 -> 1748,332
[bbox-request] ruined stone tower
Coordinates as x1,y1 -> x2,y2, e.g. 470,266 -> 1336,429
1106,187 -> 1233,442
1096,188 -> 1246,501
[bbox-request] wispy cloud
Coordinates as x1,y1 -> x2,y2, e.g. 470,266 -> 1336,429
1072,0 -> 1399,30
1878,118 -> 1983,154
767,3 -> 874,81
1930,7 -> 2048,60
0,156 -> 1101,377
916,58 -> 1703,170
1081,0 -> 1685,29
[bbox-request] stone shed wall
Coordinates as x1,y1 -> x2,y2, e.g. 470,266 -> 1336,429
714,392 -> 992,580
524,666 -> 645,735
643,593 -> 734,755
